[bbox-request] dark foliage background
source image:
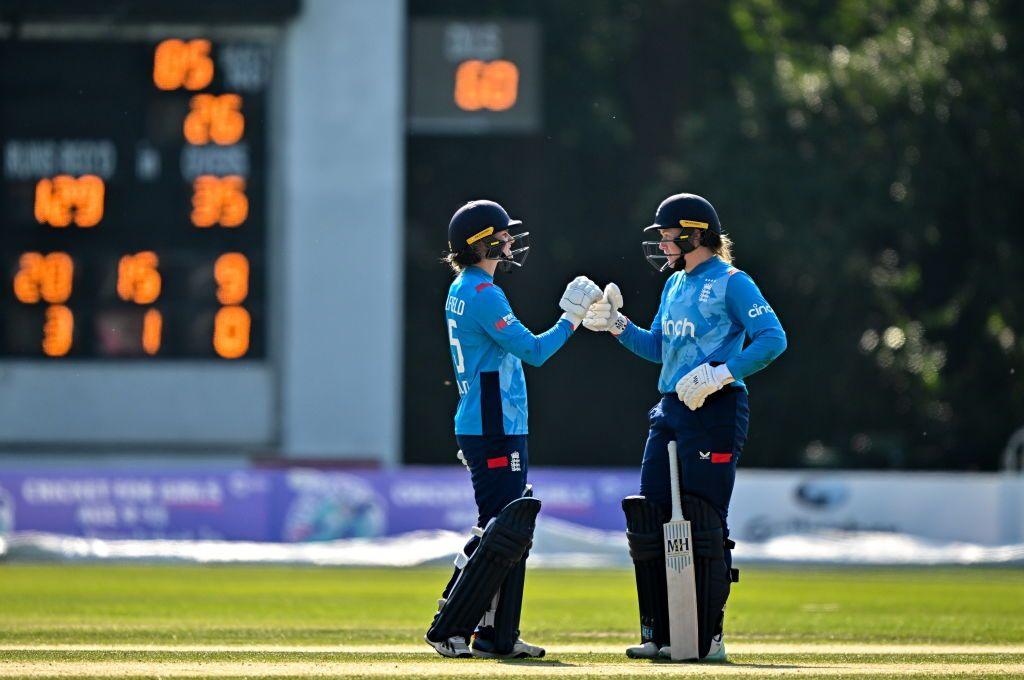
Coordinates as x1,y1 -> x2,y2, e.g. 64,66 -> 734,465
404,0 -> 1024,470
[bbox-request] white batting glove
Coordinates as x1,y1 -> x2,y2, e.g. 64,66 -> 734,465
559,276 -> 603,327
583,282 -> 629,335
675,363 -> 735,410
456,449 -> 469,471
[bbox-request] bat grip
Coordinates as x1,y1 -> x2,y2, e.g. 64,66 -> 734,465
667,440 -> 683,521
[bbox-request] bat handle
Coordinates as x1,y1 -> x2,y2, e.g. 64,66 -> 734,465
667,440 -> 683,521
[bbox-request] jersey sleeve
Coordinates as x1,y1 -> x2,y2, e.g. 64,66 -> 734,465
724,271 -> 787,379
471,284 -> 574,367
615,278 -> 671,364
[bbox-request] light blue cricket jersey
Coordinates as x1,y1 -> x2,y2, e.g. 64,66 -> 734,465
445,267 -> 575,435
617,256 -> 787,393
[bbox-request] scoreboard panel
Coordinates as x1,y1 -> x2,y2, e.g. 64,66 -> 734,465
407,19 -> 541,134
0,37 -> 269,359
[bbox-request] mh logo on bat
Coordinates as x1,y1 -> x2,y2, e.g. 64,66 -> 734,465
666,536 -> 690,554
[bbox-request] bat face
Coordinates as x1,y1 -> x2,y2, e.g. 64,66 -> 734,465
664,516 -> 700,661
664,440 -> 699,661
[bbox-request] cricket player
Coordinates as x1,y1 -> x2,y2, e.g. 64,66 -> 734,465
584,193 -> 787,661
425,199 -> 602,659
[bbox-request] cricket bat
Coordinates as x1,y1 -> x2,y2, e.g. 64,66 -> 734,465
664,440 -> 700,661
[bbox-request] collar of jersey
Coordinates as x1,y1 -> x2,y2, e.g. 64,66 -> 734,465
463,266 -> 494,282
684,255 -> 723,278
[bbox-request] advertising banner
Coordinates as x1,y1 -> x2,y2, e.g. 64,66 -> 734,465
0,466 -> 1020,545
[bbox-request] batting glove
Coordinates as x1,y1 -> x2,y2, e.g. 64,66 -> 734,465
559,276 -> 603,328
675,363 -> 735,410
583,282 -> 629,335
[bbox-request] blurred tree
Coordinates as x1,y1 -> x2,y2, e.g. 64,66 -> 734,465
688,0 -> 1024,468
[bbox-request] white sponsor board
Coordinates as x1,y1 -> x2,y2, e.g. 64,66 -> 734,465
730,470 -> 1024,546
6,519 -> 1024,566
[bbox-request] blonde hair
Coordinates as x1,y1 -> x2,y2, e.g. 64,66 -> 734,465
442,252 -> 465,274
711,232 -> 734,264
442,248 -> 482,274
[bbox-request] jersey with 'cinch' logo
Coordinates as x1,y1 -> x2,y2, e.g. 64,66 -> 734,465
617,256 -> 787,393
445,267 -> 574,435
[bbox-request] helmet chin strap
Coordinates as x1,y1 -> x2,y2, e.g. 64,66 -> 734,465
663,232 -> 699,271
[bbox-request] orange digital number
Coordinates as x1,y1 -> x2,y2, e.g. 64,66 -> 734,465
183,94 -> 244,145
142,309 -> 163,355
215,253 -> 249,305
117,251 -> 162,304
192,175 -> 248,227
34,175 -> 105,228
213,305 -> 250,359
14,252 -> 74,304
153,38 -> 214,91
43,305 -> 74,357
454,59 -> 519,112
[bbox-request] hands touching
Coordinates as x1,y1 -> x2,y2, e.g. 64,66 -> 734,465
583,283 -> 628,335
559,276 -> 604,327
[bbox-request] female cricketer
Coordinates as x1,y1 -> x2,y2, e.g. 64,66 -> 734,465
584,193 -> 787,661
424,199 -> 602,659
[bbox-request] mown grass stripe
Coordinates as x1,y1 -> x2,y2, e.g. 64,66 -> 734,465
1,660 -> 1023,678
3,643 -> 1024,654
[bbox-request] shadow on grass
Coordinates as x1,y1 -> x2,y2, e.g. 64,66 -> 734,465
650,659 -> 811,670
497,658 -> 576,667
725,663 -> 820,670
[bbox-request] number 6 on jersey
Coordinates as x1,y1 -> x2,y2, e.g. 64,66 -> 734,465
447,319 -> 468,395
447,318 -> 464,373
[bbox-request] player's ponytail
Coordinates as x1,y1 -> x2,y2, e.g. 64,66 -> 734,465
704,231 -> 734,265
442,249 -> 482,274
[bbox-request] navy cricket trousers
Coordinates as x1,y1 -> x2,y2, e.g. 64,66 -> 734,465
456,434 -> 528,527
639,387 -> 749,547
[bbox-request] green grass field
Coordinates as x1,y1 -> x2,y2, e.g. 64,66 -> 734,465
1,564 -> 1023,678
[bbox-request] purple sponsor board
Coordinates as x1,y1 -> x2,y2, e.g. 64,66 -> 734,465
0,466 -> 638,542
0,470 -> 272,541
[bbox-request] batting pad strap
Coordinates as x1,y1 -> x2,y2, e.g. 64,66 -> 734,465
625,529 -> 664,562
453,532 -> 482,569
485,524 -> 535,562
622,497 -> 669,560
692,527 -> 726,559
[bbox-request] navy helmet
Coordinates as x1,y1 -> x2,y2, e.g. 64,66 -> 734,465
642,193 -> 722,271
645,193 -> 722,235
447,199 -> 530,270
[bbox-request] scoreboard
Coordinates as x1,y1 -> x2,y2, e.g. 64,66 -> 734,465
0,37 -> 269,360
408,19 -> 540,134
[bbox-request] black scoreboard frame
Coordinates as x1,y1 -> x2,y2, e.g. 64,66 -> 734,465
1,30 -> 273,361
0,21 -> 284,448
